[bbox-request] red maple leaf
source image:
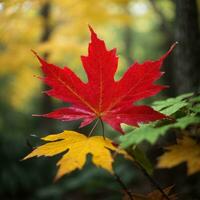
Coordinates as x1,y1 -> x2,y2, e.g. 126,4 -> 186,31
33,27 -> 176,134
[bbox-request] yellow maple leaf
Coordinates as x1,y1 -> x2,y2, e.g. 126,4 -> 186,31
23,131 -> 130,179
157,136 -> 200,175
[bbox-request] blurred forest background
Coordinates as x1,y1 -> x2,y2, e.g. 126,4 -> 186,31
0,0 -> 200,199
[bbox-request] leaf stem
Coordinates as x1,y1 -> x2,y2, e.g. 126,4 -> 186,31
88,118 -> 99,137
135,161 -> 170,200
99,117 -> 105,140
114,171 -> 134,200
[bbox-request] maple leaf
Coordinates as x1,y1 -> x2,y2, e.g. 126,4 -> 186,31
158,136 -> 200,175
123,186 -> 177,200
33,26 -> 176,133
120,114 -> 200,147
152,93 -> 193,115
23,131 -> 130,180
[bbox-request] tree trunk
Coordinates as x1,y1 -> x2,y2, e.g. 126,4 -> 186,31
174,0 -> 200,94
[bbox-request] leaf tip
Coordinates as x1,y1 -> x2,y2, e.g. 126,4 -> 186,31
88,24 -> 94,33
31,49 -> 40,59
160,42 -> 178,61
88,25 -> 97,40
22,154 -> 32,161
31,49 -> 46,66
53,174 -> 61,182
169,41 -> 178,52
31,49 -> 37,54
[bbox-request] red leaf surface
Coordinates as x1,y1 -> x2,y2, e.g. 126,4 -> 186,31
34,27 -> 176,133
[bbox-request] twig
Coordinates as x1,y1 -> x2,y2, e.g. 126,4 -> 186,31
88,118 -> 99,137
135,161 -> 170,200
114,171 -> 134,200
127,148 -> 170,199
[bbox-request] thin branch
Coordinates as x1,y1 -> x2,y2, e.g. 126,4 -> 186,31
99,117 -> 105,140
114,148 -> 170,199
135,161 -> 170,200
88,118 -> 99,137
114,171 -> 134,200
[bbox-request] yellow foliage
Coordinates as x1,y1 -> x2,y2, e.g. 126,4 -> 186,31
0,1 -> 42,110
8,66 -> 41,110
0,0 -> 133,111
158,136 -> 200,175
1,0 -> 168,110
23,131 -> 131,179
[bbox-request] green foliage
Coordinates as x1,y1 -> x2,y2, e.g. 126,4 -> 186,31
130,146 -> 153,175
152,93 -> 193,115
119,93 -> 200,148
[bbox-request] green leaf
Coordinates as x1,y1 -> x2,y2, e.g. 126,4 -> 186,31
153,93 -> 193,115
190,104 -> 200,113
131,146 -> 153,175
172,115 -> 200,129
120,124 -> 170,148
188,95 -> 200,113
156,101 -> 188,115
189,96 -> 200,103
119,93 -> 200,148
119,115 -> 200,148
